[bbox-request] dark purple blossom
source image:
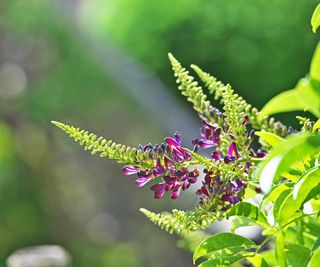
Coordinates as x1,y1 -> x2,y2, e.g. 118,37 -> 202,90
192,120 -> 221,149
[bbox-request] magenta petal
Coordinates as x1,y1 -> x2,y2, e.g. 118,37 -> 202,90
165,137 -> 179,148
211,151 -> 221,161
164,155 -> 176,169
197,139 -> 215,148
135,177 -> 151,187
212,128 -> 221,143
172,148 -> 184,162
171,187 -> 181,199
155,157 -> 165,175
122,166 -> 139,175
174,132 -> 182,145
228,142 -> 239,158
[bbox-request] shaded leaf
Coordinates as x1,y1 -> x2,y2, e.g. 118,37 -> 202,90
285,244 -> 310,267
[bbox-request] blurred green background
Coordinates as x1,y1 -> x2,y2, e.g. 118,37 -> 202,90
0,0 -> 318,266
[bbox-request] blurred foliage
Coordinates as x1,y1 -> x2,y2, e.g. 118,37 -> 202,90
1,0 -> 320,266
93,0 -> 319,106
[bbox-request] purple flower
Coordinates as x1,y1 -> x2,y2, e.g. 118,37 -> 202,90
165,132 -> 192,162
150,167 -> 199,199
224,142 -> 239,163
193,120 -> 221,149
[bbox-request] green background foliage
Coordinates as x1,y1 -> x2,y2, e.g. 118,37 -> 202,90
0,0 -> 319,266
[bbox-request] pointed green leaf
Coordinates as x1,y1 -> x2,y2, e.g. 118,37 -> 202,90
285,244 -> 310,267
259,78 -> 320,118
310,43 -> 320,81
193,232 -> 256,263
311,4 -> 320,33
227,202 -> 269,227
258,134 -> 320,192
255,131 -> 284,147
259,89 -> 305,119
307,247 -> 320,267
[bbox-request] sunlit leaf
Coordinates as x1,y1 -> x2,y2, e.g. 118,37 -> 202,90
273,189 -> 291,224
255,131 -> 284,147
259,89 -> 305,119
276,232 -> 287,267
258,134 -> 320,192
193,232 -> 256,263
310,43 -> 320,81
198,254 -> 246,267
312,118 -> 320,132
285,244 -> 310,267
259,78 -> 320,118
311,4 -> 320,33
247,254 -> 270,267
227,202 -> 269,227
307,247 -> 320,267
259,183 -> 294,209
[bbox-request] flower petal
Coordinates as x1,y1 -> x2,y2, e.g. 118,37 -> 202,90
228,142 -> 239,158
165,137 -> 179,148
174,132 -> 182,145
135,177 -> 151,187
164,155 -> 176,169
122,166 -> 139,175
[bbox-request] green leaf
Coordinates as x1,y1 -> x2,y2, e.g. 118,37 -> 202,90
227,202 -> 269,227
230,217 -> 258,232
276,232 -> 287,267
273,189 -> 292,224
285,244 -> 310,267
259,78 -> 320,118
193,232 -> 256,263
260,250 -> 278,266
311,4 -> 320,33
259,89 -> 305,119
247,254 -> 270,267
258,134 -> 320,192
198,254 -> 246,267
255,131 -> 284,147
312,118 -> 320,132
259,183 -> 294,209
307,247 -> 320,267
293,167 -> 320,206
312,237 -> 320,251
310,43 -> 320,82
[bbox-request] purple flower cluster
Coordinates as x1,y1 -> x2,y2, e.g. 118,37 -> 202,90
196,169 -> 246,208
192,117 -> 267,208
122,133 -> 199,199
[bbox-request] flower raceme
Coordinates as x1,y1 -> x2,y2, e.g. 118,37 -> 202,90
122,132 -> 199,199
